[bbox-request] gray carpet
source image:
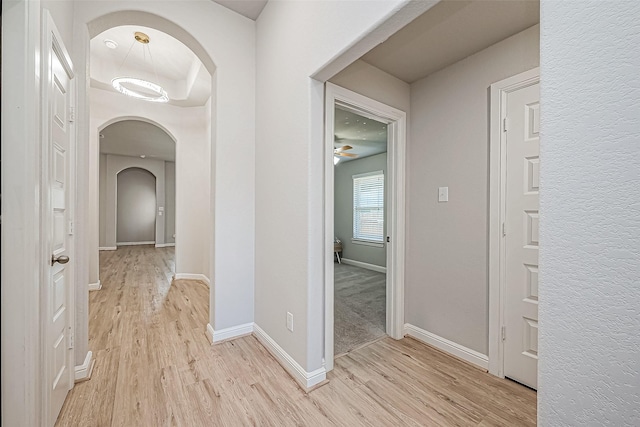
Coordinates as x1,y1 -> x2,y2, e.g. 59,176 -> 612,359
334,263 -> 386,355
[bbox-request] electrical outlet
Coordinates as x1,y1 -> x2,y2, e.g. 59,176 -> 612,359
286,312 -> 294,332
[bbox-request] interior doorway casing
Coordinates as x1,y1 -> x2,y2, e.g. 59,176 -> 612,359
324,83 -> 406,371
488,67 -> 540,378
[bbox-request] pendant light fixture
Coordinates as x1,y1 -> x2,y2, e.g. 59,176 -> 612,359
111,31 -> 169,103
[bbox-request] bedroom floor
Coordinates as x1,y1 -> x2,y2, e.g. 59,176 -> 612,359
334,263 -> 386,355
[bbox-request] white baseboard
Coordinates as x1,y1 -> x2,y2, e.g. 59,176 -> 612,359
205,323 -> 215,344
207,322 -> 254,344
341,258 -> 387,273
88,280 -> 102,291
116,241 -> 155,246
74,351 -> 95,382
173,273 -> 210,287
99,246 -> 117,251
155,243 -> 175,248
253,323 -> 326,391
404,323 -> 488,370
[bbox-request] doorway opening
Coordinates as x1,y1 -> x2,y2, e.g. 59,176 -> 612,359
333,107 -> 388,356
324,83 -> 406,371
117,168 -> 157,245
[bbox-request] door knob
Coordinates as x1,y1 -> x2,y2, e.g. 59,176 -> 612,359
51,255 -> 70,265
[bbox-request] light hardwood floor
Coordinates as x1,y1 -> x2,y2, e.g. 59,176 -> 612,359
56,245 -> 536,426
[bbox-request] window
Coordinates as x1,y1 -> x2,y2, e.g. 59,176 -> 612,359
353,171 -> 384,243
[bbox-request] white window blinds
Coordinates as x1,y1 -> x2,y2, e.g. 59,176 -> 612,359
353,171 -> 384,242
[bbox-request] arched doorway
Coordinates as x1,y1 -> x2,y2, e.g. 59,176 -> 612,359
116,168 -> 157,245
75,7 -> 256,409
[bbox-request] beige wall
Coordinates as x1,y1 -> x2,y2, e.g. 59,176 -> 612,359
330,59 -> 411,113
165,161 -> 176,244
328,60 -> 409,268
99,153 -> 107,246
406,25 -> 540,355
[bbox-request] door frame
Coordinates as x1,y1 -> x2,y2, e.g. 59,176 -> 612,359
40,9 -> 77,424
1,0 -> 43,424
488,67 -> 540,377
324,83 -> 406,371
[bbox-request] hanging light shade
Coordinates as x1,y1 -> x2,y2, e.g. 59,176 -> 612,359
111,31 -> 169,103
111,77 -> 169,102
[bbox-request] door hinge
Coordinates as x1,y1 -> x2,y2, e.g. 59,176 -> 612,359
386,236 -> 390,243
502,222 -> 506,237
68,328 -> 74,349
501,326 -> 506,342
503,117 -> 509,132
69,106 -> 75,123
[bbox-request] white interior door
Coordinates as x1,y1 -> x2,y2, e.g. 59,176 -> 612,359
503,81 -> 540,389
44,14 -> 75,424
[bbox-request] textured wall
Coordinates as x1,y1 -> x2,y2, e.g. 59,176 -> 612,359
538,1 -> 640,424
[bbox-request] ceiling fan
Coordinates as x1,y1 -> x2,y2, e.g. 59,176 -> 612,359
334,144 -> 358,158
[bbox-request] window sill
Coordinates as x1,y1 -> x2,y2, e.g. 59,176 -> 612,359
351,239 -> 384,248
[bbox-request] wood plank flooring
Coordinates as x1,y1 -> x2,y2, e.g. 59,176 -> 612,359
56,245 -> 536,426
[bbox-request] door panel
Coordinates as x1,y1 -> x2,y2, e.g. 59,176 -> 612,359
46,29 -> 73,423
504,81 -> 540,389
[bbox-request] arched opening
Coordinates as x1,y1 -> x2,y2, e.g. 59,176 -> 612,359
98,119 -> 176,253
116,168 -> 157,245
74,7 -> 256,407
88,16 -> 213,295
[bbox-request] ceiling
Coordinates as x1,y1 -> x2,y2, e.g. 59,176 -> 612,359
334,108 -> 387,163
90,25 -> 211,107
100,120 -> 176,162
212,0 -> 268,20
362,0 -> 540,83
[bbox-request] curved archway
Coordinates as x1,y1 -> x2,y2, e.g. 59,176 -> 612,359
99,116 -> 178,144
116,167 -> 157,245
87,10 -> 217,75
98,118 -> 176,250
116,165 -> 157,178
77,2 -> 256,374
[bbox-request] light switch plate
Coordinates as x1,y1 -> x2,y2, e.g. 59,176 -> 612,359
438,187 -> 449,202
286,312 -> 294,332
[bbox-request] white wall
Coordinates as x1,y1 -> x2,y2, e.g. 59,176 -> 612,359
406,25 -> 539,355
116,168 -> 157,243
334,153 -> 388,267
91,88 -> 206,276
255,0 -> 423,375
539,1 -> 640,424
74,1 -> 256,341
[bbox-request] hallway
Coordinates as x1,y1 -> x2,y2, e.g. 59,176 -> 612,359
56,246 -> 535,426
